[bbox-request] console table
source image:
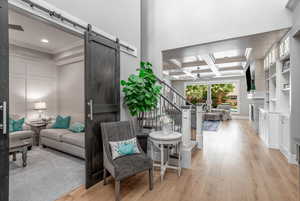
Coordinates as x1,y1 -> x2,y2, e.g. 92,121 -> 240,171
149,131 -> 182,181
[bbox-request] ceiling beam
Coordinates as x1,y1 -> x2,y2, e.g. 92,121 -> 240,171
218,66 -> 244,72
191,69 -> 213,74
169,71 -> 186,76
201,54 -> 221,76
214,56 -> 246,64
169,59 -> 182,68
181,60 -> 207,68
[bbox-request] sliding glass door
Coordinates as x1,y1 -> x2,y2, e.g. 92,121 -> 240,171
211,83 -> 238,113
185,82 -> 239,113
185,84 -> 208,105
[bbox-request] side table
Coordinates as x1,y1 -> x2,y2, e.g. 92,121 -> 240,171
149,131 -> 182,181
27,122 -> 47,146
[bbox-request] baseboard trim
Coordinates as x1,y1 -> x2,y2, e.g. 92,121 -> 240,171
279,147 -> 297,164
232,115 -> 249,120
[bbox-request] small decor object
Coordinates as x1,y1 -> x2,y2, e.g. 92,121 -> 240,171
52,115 -> 71,129
282,60 -> 290,72
34,101 -> 47,119
69,122 -> 85,133
160,115 -> 173,134
283,83 -> 290,89
109,137 -> 140,160
121,62 -> 162,117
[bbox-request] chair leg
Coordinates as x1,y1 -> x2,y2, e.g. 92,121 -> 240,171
149,168 -> 154,191
115,180 -> 121,201
103,168 -> 107,185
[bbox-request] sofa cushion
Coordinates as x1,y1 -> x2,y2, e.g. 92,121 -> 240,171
40,129 -> 72,141
10,130 -> 34,141
61,133 -> 85,148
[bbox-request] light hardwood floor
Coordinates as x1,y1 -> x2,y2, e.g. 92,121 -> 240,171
57,120 -> 299,201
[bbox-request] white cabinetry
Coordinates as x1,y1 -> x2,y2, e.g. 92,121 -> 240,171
259,109 -> 269,144
279,114 -> 291,161
258,109 -> 280,148
259,109 -> 295,163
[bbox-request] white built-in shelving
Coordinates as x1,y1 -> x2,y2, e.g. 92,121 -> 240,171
260,34 -> 293,163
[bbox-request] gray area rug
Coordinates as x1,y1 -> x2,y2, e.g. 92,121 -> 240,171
203,120 -> 221,131
9,147 -> 85,201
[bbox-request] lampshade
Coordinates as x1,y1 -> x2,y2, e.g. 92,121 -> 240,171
34,102 -> 47,110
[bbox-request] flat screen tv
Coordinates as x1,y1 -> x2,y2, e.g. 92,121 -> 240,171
246,66 -> 252,92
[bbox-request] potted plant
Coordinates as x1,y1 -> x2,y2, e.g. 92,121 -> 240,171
121,61 -> 162,127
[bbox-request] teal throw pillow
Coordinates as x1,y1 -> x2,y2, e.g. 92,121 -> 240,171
69,122 -> 85,133
13,118 -> 25,132
119,143 -> 134,155
52,115 -> 71,129
109,138 -> 140,160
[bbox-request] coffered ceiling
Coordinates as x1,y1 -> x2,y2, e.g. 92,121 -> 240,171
162,28 -> 289,80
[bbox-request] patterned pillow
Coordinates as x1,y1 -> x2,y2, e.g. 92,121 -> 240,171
109,138 -> 140,160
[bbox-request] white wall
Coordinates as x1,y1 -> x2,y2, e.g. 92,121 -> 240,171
290,2 -> 300,154
9,45 -> 58,119
57,61 -> 85,123
43,0 -> 141,120
142,0 -> 292,75
171,76 -> 250,117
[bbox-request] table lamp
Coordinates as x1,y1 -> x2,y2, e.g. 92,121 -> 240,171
34,101 -> 47,119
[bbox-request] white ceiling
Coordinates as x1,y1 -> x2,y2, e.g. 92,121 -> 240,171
9,10 -> 83,54
162,29 -> 289,80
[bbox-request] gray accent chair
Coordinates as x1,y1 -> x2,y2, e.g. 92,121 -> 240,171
101,121 -> 154,201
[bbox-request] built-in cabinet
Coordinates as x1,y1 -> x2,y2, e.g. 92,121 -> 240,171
279,114 -> 291,160
259,34 -> 295,163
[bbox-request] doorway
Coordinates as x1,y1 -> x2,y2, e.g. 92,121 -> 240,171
0,2 -> 121,201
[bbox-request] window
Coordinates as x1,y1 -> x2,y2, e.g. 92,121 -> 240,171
185,81 -> 240,113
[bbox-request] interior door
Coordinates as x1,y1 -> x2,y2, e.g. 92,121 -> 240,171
0,0 -> 9,200
84,28 -> 120,188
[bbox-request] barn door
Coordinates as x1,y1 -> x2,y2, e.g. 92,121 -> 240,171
0,0 -> 9,200
84,26 -> 120,188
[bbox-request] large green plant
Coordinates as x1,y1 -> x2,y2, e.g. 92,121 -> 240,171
121,62 -> 162,116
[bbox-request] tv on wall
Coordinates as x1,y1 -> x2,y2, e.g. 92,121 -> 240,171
246,66 -> 252,92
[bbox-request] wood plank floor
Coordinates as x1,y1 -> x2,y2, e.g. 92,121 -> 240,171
56,120 -> 299,201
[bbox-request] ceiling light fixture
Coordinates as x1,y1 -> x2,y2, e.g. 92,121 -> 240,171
41,38 -> 49,43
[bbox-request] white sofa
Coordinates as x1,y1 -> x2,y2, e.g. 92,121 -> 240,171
10,115 -> 34,148
40,114 -> 85,159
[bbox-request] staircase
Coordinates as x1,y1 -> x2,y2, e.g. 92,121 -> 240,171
138,77 -> 195,133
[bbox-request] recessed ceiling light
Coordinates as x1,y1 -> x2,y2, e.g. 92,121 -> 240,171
41,39 -> 49,43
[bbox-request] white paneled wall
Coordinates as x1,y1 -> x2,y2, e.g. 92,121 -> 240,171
9,45 -> 58,119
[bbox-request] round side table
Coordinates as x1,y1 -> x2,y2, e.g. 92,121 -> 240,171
149,131 -> 182,181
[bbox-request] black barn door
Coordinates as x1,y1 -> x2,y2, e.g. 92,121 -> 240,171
0,0 -> 9,200
84,27 -> 120,188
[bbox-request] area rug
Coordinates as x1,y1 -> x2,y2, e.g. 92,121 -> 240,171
9,147 -> 85,201
203,120 -> 221,131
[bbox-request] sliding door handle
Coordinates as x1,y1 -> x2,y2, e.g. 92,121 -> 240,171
87,99 -> 93,121
0,101 -> 7,134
